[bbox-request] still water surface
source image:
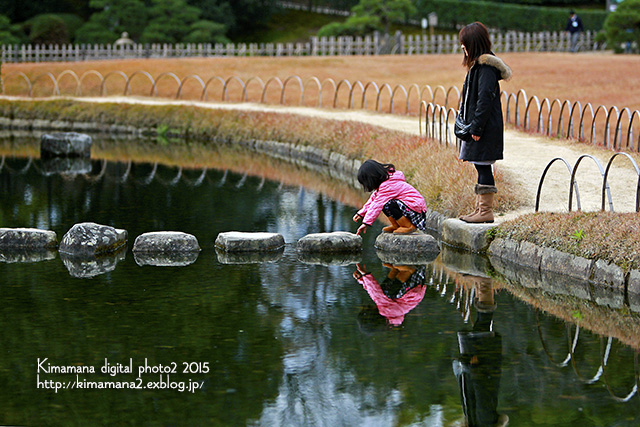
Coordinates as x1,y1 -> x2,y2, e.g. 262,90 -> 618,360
0,138 -> 639,426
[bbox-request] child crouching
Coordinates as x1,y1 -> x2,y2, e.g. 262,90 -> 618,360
353,160 -> 427,236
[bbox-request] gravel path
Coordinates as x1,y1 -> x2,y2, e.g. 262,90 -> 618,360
62,97 -> 640,221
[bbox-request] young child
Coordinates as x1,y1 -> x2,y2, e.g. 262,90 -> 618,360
353,160 -> 427,235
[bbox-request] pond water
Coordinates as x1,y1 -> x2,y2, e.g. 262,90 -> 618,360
0,137 -> 639,426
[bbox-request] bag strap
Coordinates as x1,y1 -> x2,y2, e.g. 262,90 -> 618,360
461,71 -> 471,120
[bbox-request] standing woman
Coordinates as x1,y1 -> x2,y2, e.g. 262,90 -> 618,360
457,22 -> 512,223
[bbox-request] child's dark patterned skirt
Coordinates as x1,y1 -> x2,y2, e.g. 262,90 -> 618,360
382,199 -> 427,231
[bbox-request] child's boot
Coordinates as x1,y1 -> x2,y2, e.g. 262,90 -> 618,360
393,216 -> 417,234
382,217 -> 399,233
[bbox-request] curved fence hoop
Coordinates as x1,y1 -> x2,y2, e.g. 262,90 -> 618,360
537,314 -> 578,367
626,110 -> 640,152
556,99 -> 572,137
30,72 -> 58,97
569,154 -> 607,212
377,83 -> 393,112
152,72 -> 181,98
505,92 -> 518,124
242,76 -> 265,103
390,84 -> 408,114
419,101 -> 428,138
613,107 -> 633,151
546,98 -> 563,137
2,71 -> 32,95
176,75 -> 205,100
202,76 -> 226,102
349,80 -> 365,109
567,100 -> 583,140
224,76 -> 246,102
445,107 -> 457,146
281,75 -> 303,105
406,83 -> 421,114
445,85 -> 461,111
604,105 -> 620,149
536,157 -> 580,212
514,89 -> 528,127
601,338 -> 638,402
261,77 -> 283,104
78,70 -> 104,96
101,71 -> 128,96
431,85 -> 447,106
591,104 -> 609,146
303,76 -> 322,107
361,81 -> 380,111
333,79 -> 351,109
56,70 -> 81,96
420,85 -> 434,105
124,71 -> 154,96
602,152 -> 640,212
524,95 -> 541,131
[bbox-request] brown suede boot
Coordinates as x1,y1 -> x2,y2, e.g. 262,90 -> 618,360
393,216 -> 417,234
462,185 -> 497,223
459,187 -> 479,222
383,217 -> 399,233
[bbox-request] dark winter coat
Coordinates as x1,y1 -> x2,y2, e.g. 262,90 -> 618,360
459,54 -> 512,163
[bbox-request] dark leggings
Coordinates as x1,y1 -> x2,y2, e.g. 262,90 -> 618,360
384,199 -> 404,220
474,164 -> 495,186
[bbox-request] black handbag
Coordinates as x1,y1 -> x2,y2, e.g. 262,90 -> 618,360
454,114 -> 472,141
455,72 -> 473,142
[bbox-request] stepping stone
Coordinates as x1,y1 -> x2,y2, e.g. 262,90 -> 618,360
296,231 -> 361,253
59,222 -> 127,257
215,232 -> 284,252
375,232 -> 439,253
0,228 -> 58,249
41,132 -> 92,158
133,231 -> 201,253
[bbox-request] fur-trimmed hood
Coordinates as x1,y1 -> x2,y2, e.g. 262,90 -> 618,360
477,54 -> 512,81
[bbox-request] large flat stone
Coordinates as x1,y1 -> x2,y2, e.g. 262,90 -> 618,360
215,232 -> 284,252
41,132 -> 92,158
374,232 -> 439,253
441,219 -> 495,252
133,231 -> 201,253
297,231 -> 361,253
539,247 -> 592,281
0,228 -> 58,249
59,222 -> 127,257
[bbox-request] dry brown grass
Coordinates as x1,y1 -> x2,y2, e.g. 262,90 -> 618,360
495,211 -> 640,271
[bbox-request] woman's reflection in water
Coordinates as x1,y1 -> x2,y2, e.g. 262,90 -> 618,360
453,275 -> 509,426
353,262 -> 427,329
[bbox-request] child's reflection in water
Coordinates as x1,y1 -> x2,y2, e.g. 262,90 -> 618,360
353,262 -> 427,328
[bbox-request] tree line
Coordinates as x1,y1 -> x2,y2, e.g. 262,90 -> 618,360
0,0 -> 279,45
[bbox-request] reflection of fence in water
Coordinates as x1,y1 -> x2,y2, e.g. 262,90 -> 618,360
0,156 -> 260,189
430,263 -> 639,404
4,69 -> 638,154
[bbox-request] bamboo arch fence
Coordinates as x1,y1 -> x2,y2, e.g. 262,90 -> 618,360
3,69 -> 640,153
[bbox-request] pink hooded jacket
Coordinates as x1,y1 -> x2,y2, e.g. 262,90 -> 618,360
357,171 -> 427,226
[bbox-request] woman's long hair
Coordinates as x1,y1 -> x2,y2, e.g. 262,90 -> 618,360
357,160 -> 395,192
459,22 -> 492,69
